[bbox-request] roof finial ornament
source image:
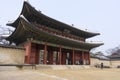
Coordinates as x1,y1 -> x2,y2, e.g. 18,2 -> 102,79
71,24 -> 74,26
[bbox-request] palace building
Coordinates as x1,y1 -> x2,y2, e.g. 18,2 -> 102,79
6,1 -> 103,65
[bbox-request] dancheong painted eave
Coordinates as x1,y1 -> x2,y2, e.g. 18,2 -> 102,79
6,15 -> 103,51
7,1 -> 100,39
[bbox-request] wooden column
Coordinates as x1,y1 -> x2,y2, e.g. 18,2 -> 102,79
36,47 -> 40,64
61,52 -> 66,65
58,46 -> 62,64
24,42 -> 39,64
30,43 -> 37,64
56,52 -> 58,64
43,43 -> 47,64
82,51 -> 84,65
88,51 -> 90,65
24,42 -> 31,64
48,50 -> 53,64
72,49 -> 75,65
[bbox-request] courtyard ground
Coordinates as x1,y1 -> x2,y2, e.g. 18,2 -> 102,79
0,66 -> 120,80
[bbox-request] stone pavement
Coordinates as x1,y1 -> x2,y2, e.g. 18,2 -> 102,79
0,70 -> 68,80
0,65 -> 120,80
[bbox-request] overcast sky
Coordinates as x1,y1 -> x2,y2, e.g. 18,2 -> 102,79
0,0 -> 120,55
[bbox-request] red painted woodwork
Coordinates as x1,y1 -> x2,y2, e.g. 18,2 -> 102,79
83,52 -> 90,65
43,43 -> 47,64
58,47 -> 62,64
24,42 -> 31,64
35,46 -> 40,64
74,52 -> 80,61
72,49 -> 75,65
33,23 -> 85,42
24,42 -> 40,64
88,52 -> 90,65
82,51 -> 84,65
48,50 -> 53,64
61,52 -> 67,65
24,42 -> 90,65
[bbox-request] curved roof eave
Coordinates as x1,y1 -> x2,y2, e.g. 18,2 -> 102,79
6,1 -> 100,38
6,20 -> 25,44
24,1 -> 100,38
6,1 -> 29,27
18,16 -> 103,50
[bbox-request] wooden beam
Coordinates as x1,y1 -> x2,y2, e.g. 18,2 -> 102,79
32,40 -> 89,52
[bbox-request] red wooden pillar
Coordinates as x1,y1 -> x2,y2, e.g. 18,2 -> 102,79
36,47 -> 40,64
43,43 -> 47,64
82,51 -> 84,65
30,43 -> 37,64
88,51 -> 90,65
61,52 -> 67,65
48,50 -> 53,64
24,42 -> 39,64
55,52 -> 58,64
72,49 -> 75,65
58,46 -> 62,65
24,42 -> 31,64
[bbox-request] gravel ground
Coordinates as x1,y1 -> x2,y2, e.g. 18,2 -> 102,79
0,67 -> 120,80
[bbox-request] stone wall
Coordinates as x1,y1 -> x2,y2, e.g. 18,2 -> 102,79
110,61 -> 120,67
0,45 -> 120,67
0,46 -> 25,64
91,57 -> 120,67
90,57 -> 100,65
91,58 -> 111,66
99,59 -> 111,66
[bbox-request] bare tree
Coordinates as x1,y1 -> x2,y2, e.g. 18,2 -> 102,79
0,26 -> 14,45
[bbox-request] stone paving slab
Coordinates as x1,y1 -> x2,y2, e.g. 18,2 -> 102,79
0,66 -> 120,80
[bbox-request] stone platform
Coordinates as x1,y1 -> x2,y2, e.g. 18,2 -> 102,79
23,65 -> 91,70
0,65 -> 91,71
